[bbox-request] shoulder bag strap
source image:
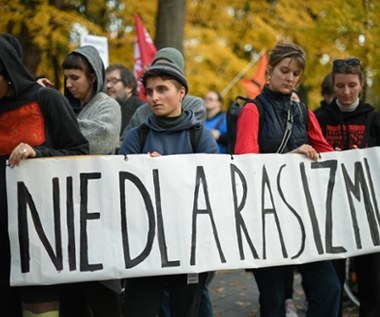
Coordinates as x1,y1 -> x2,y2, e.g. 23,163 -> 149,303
276,108 -> 294,154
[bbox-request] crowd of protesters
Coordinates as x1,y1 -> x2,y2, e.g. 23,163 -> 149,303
0,32 -> 379,317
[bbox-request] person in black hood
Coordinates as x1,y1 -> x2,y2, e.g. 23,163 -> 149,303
0,34 -> 89,317
316,57 -> 380,317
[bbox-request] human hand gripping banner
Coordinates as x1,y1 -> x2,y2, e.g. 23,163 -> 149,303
6,148 -> 380,286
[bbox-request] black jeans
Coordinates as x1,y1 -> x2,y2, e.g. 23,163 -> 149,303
356,252 -> 380,317
123,273 -> 207,317
60,282 -> 122,317
253,261 -> 340,317
0,282 -> 22,317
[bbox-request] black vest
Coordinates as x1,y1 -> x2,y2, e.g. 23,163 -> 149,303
258,86 -> 307,153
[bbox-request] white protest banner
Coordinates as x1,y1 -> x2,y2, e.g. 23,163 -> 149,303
80,34 -> 109,67
6,148 -> 380,286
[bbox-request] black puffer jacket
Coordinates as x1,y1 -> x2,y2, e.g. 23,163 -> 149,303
258,85 -> 308,153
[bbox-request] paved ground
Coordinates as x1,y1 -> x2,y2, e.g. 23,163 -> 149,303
208,269 -> 359,317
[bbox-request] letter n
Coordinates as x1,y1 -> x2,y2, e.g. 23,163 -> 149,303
18,179 -> 63,273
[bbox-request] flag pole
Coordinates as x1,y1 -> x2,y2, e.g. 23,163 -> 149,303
220,49 -> 266,97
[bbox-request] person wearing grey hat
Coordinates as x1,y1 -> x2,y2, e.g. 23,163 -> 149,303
120,47 -> 206,139
141,62 -> 188,94
119,55 -> 218,317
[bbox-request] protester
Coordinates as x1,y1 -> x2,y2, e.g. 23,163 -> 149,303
121,47 -> 206,139
234,41 -> 340,317
204,90 -> 228,153
316,57 -> 380,317
121,47 -> 213,317
119,58 -> 218,317
314,72 -> 334,115
61,45 -> 122,317
105,64 -> 144,139
0,34 -> 89,317
63,45 -> 121,155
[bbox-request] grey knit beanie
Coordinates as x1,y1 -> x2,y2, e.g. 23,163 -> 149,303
142,62 -> 188,94
151,47 -> 185,72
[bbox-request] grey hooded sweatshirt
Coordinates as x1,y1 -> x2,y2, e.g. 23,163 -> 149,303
64,46 -> 122,293
64,45 -> 121,154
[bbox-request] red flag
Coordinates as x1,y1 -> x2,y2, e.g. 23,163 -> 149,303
240,51 -> 268,99
134,14 -> 157,100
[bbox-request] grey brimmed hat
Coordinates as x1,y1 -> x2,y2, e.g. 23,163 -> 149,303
142,62 -> 188,94
151,47 -> 185,72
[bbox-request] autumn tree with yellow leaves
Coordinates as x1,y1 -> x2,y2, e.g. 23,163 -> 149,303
1,0 -> 379,108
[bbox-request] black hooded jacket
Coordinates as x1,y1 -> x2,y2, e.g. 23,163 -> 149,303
316,99 -> 380,149
0,35 -> 89,281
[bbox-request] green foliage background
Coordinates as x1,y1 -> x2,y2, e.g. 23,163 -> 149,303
1,0 -> 379,109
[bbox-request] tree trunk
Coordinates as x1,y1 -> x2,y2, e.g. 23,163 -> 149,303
14,24 -> 42,77
155,0 -> 186,53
